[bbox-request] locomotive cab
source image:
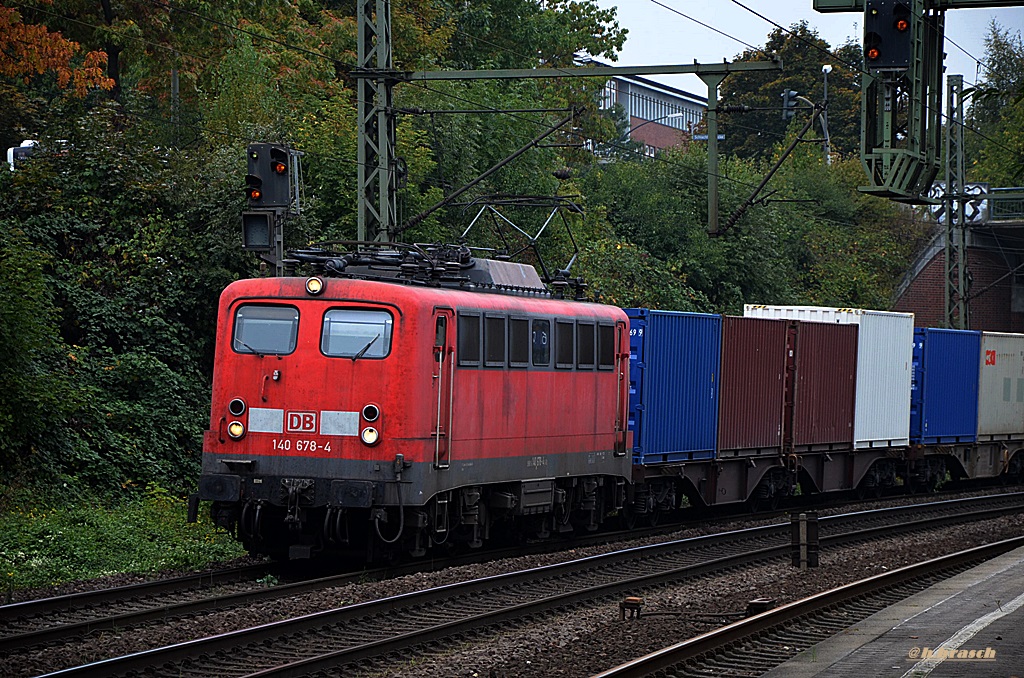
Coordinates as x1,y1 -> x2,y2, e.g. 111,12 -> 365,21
200,277 -> 414,559
197,260 -> 632,562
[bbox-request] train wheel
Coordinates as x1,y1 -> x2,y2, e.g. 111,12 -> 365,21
747,492 -> 779,513
856,481 -> 882,500
621,506 -> 658,529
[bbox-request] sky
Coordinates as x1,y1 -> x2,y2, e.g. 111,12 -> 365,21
592,0 -> 1024,97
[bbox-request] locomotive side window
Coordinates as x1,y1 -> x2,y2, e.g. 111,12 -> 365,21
321,309 -> 393,359
434,316 -> 447,348
458,313 -> 481,366
485,315 -> 506,367
577,322 -> 596,369
555,320 -> 574,369
532,319 -> 551,367
233,305 -> 299,355
598,324 -> 615,369
509,317 -> 529,367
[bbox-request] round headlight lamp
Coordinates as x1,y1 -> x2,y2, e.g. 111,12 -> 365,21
362,404 -> 380,422
360,426 -> 380,445
305,277 -> 324,295
228,398 -> 246,417
227,421 -> 246,439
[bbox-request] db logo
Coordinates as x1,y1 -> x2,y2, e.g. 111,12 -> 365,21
985,350 -> 997,366
287,411 -> 317,432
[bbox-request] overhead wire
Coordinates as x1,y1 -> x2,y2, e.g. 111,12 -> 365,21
14,0 -> 1005,235
7,0 -> 900,201
718,0 -> 1021,158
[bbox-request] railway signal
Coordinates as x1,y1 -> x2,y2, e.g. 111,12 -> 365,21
245,143 -> 291,208
781,90 -> 799,121
241,212 -> 275,251
863,0 -> 912,71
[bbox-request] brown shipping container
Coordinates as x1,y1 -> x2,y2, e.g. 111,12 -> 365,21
792,322 -> 857,447
719,316 -> 788,452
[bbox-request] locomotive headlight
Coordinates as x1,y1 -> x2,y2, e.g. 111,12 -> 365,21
360,426 -> 380,445
228,398 -> 246,417
305,277 -> 324,295
227,421 -> 246,439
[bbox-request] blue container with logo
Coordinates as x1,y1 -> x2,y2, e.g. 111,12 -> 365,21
910,327 -> 981,444
625,308 -> 721,464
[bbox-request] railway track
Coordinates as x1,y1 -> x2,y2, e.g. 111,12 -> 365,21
0,485 -> 908,654
26,491 -> 1024,678
0,515 -> 720,654
0,562 -> 276,652
593,535 -> 1024,677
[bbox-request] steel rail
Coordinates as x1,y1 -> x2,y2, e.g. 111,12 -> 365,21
0,563 -> 273,621
37,492 -> 1024,678
0,514 -> 749,652
593,534 -> 1024,677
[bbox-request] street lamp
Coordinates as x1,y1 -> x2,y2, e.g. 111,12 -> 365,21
821,64 -> 832,165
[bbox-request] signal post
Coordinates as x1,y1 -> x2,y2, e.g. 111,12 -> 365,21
242,143 -> 302,276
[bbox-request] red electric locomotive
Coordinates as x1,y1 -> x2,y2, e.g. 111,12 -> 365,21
196,246 -> 631,560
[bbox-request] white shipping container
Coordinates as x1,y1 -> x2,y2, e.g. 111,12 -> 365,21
744,305 -> 914,448
978,332 -> 1024,441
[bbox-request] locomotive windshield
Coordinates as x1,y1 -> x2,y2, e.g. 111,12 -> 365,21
322,309 -> 394,359
232,305 -> 299,355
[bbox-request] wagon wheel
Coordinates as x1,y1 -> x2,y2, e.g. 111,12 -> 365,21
621,506 -> 658,530
746,491 -> 780,514
855,480 -> 882,501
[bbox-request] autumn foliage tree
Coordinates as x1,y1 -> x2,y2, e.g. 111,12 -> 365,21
0,3 -> 113,151
0,5 -> 112,94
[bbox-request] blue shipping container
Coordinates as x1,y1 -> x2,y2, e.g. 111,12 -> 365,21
625,309 -> 721,464
910,327 -> 981,444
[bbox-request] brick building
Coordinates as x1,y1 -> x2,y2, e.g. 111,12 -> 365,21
893,191 -> 1024,331
590,62 -> 707,155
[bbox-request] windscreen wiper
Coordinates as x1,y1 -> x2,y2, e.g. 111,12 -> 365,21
234,338 -> 265,358
352,334 -> 381,361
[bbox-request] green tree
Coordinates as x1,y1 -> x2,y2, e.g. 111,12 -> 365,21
967,21 -> 1024,185
720,22 -> 861,162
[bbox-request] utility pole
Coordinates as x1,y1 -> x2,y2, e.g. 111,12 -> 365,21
821,64 -> 832,165
355,0 -> 398,242
699,72 -> 727,234
944,74 -> 969,329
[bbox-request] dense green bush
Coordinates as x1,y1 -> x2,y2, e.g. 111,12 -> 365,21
0,485 -> 246,593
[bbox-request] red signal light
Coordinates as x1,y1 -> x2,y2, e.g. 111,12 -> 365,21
271,161 -> 287,175
895,18 -> 909,31
248,187 -> 263,201
867,47 -> 880,61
